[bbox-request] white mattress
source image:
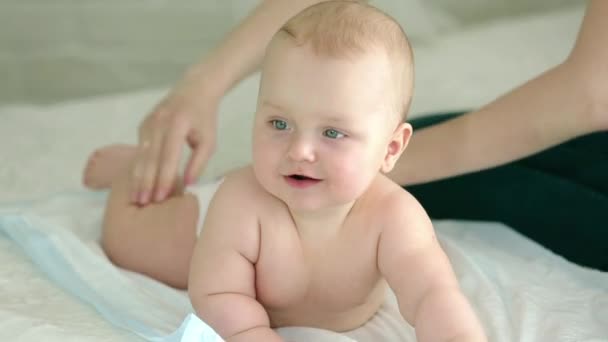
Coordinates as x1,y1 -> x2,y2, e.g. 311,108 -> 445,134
3,4 -> 606,341
2,193 -> 606,342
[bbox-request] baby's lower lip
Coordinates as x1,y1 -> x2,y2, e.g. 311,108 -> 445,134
284,176 -> 322,189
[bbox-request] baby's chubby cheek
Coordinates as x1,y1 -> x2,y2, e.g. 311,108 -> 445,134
328,161 -> 370,197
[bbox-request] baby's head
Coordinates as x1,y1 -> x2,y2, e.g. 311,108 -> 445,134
253,0 -> 414,211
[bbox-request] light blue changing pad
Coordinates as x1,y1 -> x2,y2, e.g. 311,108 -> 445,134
0,192 -> 223,342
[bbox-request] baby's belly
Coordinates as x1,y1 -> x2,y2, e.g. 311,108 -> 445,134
266,295 -> 384,332
260,280 -> 387,332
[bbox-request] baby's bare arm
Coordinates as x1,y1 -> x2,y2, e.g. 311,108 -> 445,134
378,193 -> 486,341
188,174 -> 283,342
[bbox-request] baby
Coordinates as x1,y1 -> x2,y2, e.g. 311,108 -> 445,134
85,1 -> 486,341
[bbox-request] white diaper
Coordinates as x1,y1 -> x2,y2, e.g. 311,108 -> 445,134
185,178 -> 224,236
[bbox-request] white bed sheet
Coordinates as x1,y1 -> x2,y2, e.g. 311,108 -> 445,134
3,4 -> 605,341
1,188 -> 606,342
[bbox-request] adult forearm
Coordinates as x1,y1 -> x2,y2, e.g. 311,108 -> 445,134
187,0 -> 331,98
393,60 -> 599,185
392,1 -> 608,186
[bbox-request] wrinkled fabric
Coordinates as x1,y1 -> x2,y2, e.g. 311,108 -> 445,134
1,191 -> 606,341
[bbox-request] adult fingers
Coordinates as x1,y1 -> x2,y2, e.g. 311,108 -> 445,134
129,141 -> 148,203
184,133 -> 215,186
154,115 -> 190,202
136,122 -> 166,205
130,111 -> 156,203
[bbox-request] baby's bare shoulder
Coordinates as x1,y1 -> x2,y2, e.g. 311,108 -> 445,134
214,165 -> 277,211
201,166 -> 269,262
219,166 -> 265,196
369,176 -> 435,244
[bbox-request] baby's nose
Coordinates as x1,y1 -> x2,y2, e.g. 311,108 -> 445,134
287,135 -> 317,163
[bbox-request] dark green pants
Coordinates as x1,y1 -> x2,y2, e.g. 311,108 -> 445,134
406,112 -> 608,271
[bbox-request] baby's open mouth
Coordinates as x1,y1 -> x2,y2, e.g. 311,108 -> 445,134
284,174 -> 322,188
289,174 -> 319,181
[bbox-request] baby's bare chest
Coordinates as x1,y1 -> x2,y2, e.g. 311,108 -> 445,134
254,216 -> 383,313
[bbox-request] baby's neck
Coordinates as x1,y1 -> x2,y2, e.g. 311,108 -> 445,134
288,200 -> 357,240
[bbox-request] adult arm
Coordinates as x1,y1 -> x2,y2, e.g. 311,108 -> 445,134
132,0 -> 331,205
390,0 -> 608,185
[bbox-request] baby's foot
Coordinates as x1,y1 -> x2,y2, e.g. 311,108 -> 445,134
83,144 -> 137,190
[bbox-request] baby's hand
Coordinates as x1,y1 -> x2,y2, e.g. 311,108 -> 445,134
130,69 -> 219,205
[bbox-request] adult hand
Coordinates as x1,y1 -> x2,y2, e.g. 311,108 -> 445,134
131,71 -> 219,205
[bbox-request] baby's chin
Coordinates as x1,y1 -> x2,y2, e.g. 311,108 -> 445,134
280,192 -> 361,214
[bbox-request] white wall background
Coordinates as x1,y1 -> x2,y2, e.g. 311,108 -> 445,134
0,0 -> 257,104
0,0 -> 577,105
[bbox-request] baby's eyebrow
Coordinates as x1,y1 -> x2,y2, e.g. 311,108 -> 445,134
321,113 -> 350,124
262,100 -> 351,124
261,101 -> 285,113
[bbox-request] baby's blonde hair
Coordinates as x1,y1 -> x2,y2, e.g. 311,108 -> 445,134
276,0 -> 414,120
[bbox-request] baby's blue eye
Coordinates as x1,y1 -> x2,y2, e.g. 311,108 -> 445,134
271,119 -> 288,130
323,128 -> 345,139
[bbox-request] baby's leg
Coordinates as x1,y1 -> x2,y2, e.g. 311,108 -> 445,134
83,144 -> 138,190
86,145 -> 200,289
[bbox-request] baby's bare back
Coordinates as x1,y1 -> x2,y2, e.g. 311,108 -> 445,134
243,169 -> 395,331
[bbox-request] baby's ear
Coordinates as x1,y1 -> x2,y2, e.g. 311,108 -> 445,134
380,122 -> 412,173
